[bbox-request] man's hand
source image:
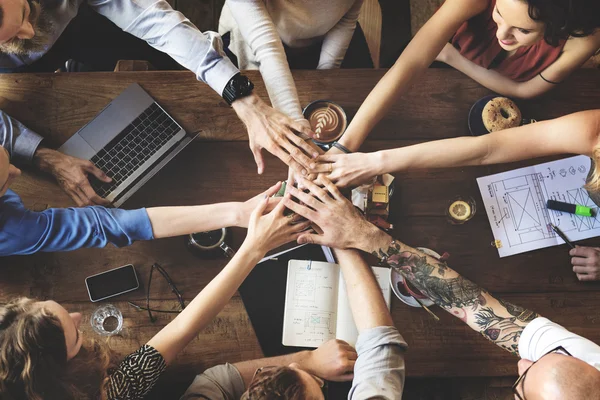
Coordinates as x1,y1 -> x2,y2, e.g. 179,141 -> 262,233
33,148 -> 112,206
232,93 -> 319,175
303,339 -> 357,382
282,176 -> 377,250
570,246 -> 600,281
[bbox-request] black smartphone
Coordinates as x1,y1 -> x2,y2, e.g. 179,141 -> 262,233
85,264 -> 140,302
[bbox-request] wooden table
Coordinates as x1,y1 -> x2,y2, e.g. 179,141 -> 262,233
1,69 -> 599,397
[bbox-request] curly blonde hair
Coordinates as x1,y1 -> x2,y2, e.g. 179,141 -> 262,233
584,146 -> 600,194
0,298 -> 118,400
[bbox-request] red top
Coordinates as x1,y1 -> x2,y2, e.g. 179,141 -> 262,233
450,0 -> 566,82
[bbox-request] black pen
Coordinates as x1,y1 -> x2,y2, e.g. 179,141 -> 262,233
550,224 -> 575,249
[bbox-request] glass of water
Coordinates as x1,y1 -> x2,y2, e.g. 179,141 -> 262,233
90,304 -> 123,336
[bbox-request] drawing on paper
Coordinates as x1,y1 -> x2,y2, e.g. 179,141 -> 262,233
304,312 -> 335,335
477,156 -> 600,257
490,173 -> 554,246
294,273 -> 316,304
566,188 -> 600,231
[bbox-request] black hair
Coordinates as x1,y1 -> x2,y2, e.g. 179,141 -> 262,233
524,0 -> 600,46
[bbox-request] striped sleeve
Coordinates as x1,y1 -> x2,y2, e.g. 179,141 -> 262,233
106,345 -> 167,400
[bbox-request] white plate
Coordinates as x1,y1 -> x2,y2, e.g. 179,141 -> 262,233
389,247 -> 437,308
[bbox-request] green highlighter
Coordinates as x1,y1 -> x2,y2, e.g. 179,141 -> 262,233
546,200 -> 594,217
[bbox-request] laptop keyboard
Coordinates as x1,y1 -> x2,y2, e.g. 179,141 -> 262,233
90,103 -> 181,198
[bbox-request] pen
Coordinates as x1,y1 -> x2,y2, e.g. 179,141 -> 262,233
550,224 -> 575,249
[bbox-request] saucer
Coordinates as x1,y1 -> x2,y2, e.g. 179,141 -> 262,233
468,95 -> 531,136
467,95 -> 497,136
389,247 -> 437,308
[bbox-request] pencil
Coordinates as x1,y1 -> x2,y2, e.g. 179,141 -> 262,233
550,224 -> 575,249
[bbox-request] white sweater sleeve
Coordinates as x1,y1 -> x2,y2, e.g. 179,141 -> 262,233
318,0 -> 364,69
227,0 -> 303,120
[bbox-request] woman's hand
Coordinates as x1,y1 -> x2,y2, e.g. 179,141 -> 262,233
242,193 -> 311,256
308,152 -> 381,188
237,182 -> 284,228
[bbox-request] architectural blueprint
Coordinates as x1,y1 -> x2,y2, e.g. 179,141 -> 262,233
477,156 -> 600,257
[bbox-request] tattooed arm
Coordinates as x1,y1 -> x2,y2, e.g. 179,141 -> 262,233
283,177 -> 539,355
365,233 -> 538,355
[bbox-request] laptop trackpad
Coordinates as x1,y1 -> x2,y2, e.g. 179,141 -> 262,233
79,104 -> 131,151
58,134 -> 96,160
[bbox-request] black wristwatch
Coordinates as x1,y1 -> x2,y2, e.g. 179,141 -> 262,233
222,73 -> 254,105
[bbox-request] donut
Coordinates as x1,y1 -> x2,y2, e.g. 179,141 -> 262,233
482,97 -> 522,132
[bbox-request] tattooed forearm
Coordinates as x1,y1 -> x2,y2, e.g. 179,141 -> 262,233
499,299 -> 539,322
374,242 -> 484,309
475,307 -> 526,355
371,238 -> 538,356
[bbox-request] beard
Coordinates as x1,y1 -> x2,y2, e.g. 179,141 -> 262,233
0,0 -> 55,56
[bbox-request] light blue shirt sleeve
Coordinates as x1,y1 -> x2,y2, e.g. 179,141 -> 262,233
349,326 -> 407,400
88,0 -> 240,95
0,189 -> 154,256
0,110 -> 44,166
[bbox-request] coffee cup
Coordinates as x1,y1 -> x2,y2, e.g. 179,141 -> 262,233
302,100 -> 348,145
187,228 -> 235,259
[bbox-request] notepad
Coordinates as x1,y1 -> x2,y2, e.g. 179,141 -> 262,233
282,260 -> 391,348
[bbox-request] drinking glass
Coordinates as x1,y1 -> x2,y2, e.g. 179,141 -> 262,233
90,304 -> 123,336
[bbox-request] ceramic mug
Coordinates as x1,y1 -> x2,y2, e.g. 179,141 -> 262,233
187,228 -> 235,259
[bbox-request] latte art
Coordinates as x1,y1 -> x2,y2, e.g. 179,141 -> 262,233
310,107 -> 340,139
303,101 -> 347,143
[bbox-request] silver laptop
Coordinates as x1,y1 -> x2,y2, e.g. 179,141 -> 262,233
59,83 -> 194,207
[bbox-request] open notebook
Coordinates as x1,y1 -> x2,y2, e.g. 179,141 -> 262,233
282,260 -> 391,348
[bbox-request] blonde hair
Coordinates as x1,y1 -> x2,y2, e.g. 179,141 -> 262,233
0,298 -> 118,400
584,146 -> 600,193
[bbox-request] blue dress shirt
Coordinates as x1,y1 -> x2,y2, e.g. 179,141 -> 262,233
0,189 -> 154,256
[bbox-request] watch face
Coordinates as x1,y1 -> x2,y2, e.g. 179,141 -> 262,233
234,76 -> 250,92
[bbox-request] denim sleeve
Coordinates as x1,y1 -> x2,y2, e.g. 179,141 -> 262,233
348,326 -> 408,400
0,190 -> 154,256
0,110 -> 44,166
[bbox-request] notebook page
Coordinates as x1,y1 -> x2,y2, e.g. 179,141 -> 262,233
282,260 -> 340,347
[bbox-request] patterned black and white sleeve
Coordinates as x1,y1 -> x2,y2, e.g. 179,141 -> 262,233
106,344 -> 167,400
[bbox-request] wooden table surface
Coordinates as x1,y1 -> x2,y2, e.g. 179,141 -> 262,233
1,69 -> 600,395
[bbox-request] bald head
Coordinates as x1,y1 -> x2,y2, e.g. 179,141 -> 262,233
521,354 -> 600,400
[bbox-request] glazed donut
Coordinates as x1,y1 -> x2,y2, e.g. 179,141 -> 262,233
482,97 -> 522,132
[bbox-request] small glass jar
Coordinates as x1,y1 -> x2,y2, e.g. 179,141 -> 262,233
446,196 -> 477,225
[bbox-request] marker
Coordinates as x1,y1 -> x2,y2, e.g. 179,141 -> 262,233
550,224 -> 575,249
546,200 -> 593,217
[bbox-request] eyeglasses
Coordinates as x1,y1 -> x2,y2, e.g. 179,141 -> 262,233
247,366 -> 327,399
128,263 -> 186,322
512,345 -> 572,400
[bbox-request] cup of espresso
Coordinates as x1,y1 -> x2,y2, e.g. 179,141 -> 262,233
303,100 -> 348,145
187,228 -> 235,259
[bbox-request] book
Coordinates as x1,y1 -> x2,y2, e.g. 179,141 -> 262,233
282,260 -> 391,348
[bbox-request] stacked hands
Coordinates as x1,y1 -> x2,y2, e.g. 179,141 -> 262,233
244,176 -> 379,257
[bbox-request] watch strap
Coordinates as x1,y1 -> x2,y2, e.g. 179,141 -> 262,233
222,74 -> 254,106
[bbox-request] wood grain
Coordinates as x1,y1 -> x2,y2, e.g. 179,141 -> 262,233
0,69 -> 599,396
